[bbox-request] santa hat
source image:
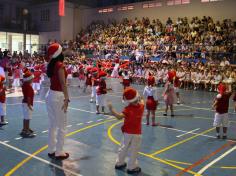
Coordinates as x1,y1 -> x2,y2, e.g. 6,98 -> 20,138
99,70 -> 107,78
123,87 -> 139,103
0,75 -> 5,83
47,43 -> 62,62
23,70 -> 34,82
217,83 -> 226,98
148,76 -> 155,86
91,67 -> 99,73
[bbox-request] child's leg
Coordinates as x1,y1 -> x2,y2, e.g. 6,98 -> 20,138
164,104 -> 168,116
216,127 -> 220,138
151,110 -> 158,126
170,104 -> 174,116
146,111 -> 150,125
223,127 -> 227,139
116,133 -> 132,167
127,134 -> 141,171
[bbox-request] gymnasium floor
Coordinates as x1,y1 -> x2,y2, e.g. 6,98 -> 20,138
0,78 -> 236,176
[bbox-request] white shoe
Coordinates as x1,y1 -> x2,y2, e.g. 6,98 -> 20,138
177,100 -> 180,104
0,121 -> 8,125
90,99 -> 93,103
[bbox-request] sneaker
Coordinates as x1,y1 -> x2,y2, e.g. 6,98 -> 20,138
127,167 -> 141,174
171,114 -> 175,117
163,113 -> 167,116
55,153 -> 70,160
48,152 -> 55,158
177,100 -> 180,105
90,99 -> 93,103
96,111 -> 100,114
216,135 -> 220,139
146,122 -> 150,126
0,121 -> 8,125
222,135 -> 227,139
115,163 -> 127,170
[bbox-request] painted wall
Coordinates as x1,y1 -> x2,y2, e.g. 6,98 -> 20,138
79,0 -> 236,28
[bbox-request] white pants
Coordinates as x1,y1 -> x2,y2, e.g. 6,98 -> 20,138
13,78 -> 20,87
0,103 -> 6,116
46,90 -> 67,156
213,113 -> 229,127
91,86 -> 96,99
32,83 -> 41,91
116,133 -> 142,170
22,103 -> 33,120
96,94 -> 106,106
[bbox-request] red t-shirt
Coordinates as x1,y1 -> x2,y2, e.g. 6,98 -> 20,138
22,82 -> 34,106
168,70 -> 176,82
50,62 -> 67,92
33,71 -> 42,83
96,79 -> 107,95
92,77 -> 99,86
122,103 -> 144,134
14,69 -> 21,78
215,92 -> 232,114
0,84 -> 6,103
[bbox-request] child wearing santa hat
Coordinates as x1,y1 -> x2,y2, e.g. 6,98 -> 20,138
212,83 -> 232,139
84,67 -> 92,93
90,67 -> 99,103
96,71 -> 107,114
12,66 -> 21,92
163,80 -> 175,117
32,65 -> 42,95
21,69 -> 35,137
143,73 -> 159,126
108,87 -> 144,174
78,65 -> 85,89
0,76 -> 8,125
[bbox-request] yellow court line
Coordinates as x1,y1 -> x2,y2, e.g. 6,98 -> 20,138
107,121 -> 200,176
150,127 -> 215,156
4,118 -> 116,176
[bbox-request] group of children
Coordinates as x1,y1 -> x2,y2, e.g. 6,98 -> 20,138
0,57 -> 236,175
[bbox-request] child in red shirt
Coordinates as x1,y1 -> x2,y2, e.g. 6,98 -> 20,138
212,83 -> 232,139
0,76 -> 7,125
96,71 -> 107,114
21,70 -> 35,137
32,65 -> 42,95
108,87 -> 144,174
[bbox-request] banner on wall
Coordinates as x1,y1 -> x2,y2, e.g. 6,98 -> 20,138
59,0 -> 65,16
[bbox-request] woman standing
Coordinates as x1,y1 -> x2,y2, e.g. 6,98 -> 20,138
46,43 -> 70,160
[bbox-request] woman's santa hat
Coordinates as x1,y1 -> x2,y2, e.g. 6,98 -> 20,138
123,87 -> 139,103
47,43 -> 63,62
23,70 -> 34,82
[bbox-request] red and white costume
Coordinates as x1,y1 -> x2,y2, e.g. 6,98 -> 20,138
96,71 -> 107,107
143,76 -> 157,111
90,68 -> 99,103
116,87 -> 144,171
32,66 -> 42,93
0,76 -> 6,117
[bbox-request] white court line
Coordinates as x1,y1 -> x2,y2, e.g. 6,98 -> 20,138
15,137 -> 22,140
76,123 -> 83,126
196,145 -> 236,175
42,130 -> 48,133
0,141 -> 82,176
68,107 -> 96,114
3,140 -> 9,143
67,125 -> 72,128
176,128 -> 200,138
97,119 -> 103,122
87,121 -> 93,124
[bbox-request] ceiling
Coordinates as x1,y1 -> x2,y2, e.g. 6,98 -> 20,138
29,0 -> 153,7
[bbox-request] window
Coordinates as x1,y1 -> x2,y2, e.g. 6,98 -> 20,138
98,8 -> 113,14
40,9 -> 50,21
117,5 -> 134,11
167,0 -> 190,5
143,2 -> 162,8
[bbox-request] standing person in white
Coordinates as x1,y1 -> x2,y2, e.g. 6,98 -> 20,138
46,43 -> 70,160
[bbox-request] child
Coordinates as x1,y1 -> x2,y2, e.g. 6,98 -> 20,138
90,67 -> 99,103
122,70 -> 131,90
21,70 -> 35,137
163,80 -> 175,117
143,74 -> 159,126
96,71 -> 107,114
212,83 -> 232,139
32,65 -> 42,95
12,66 -> 21,92
108,87 -> 144,174
78,65 -> 85,89
0,76 -> 8,125
84,67 -> 92,93
233,92 -> 236,112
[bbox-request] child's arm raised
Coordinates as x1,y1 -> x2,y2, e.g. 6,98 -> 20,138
107,101 -> 125,120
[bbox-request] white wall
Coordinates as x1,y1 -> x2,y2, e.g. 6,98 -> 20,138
79,0 -> 236,28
